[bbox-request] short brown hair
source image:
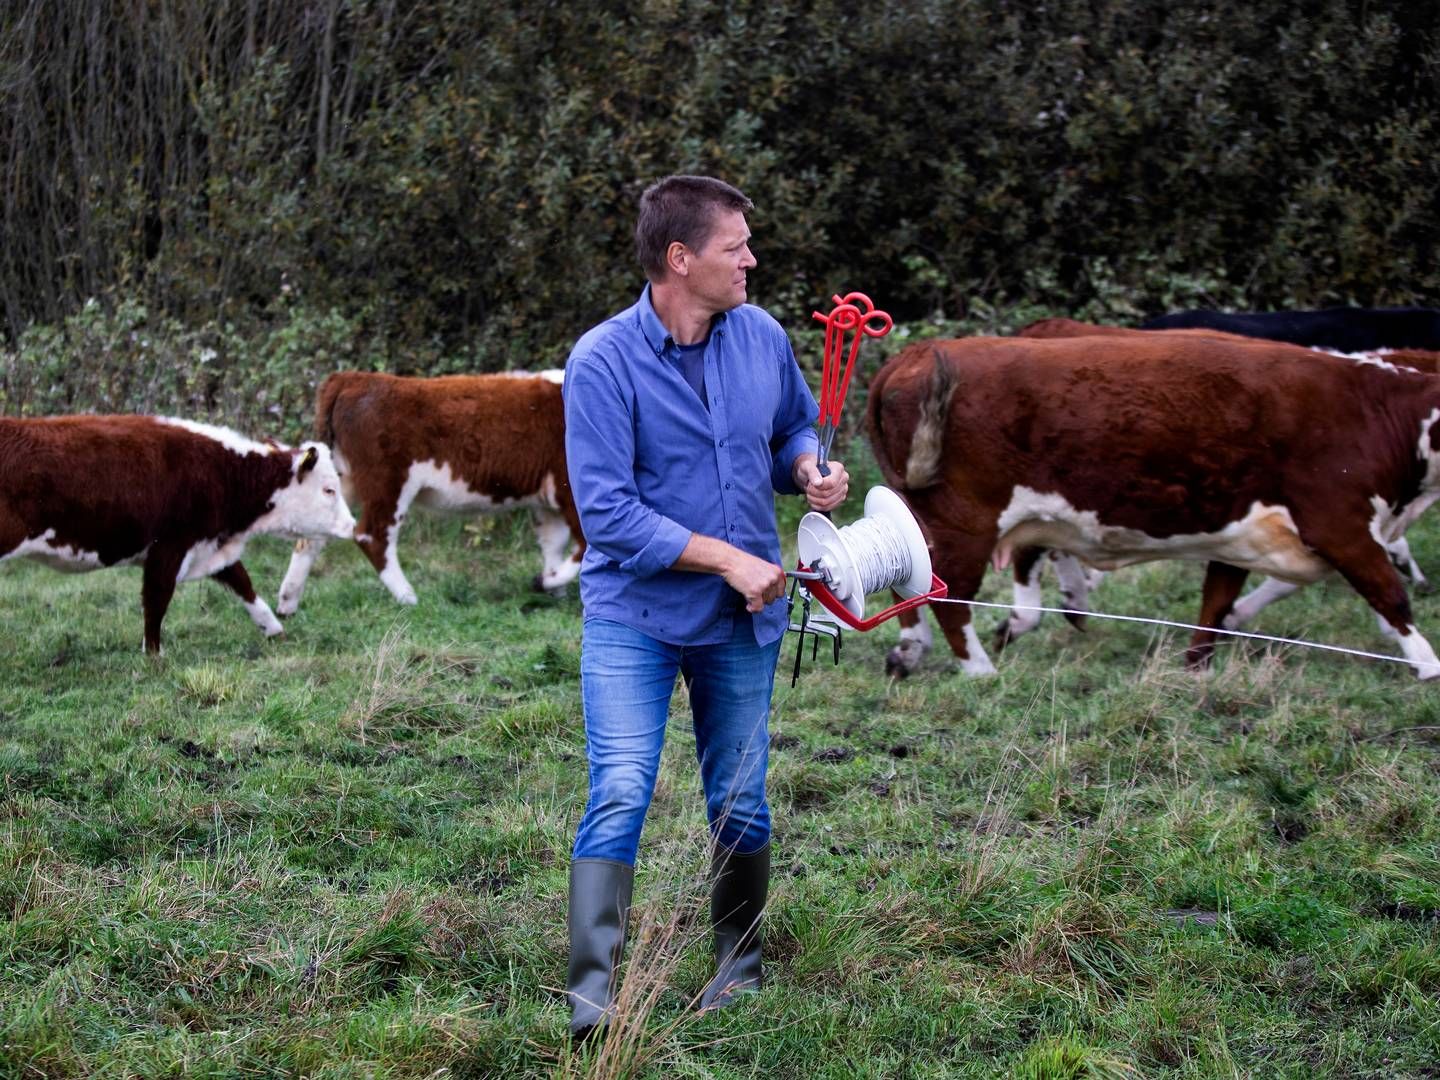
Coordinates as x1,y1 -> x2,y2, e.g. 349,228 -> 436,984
634,175 -> 754,281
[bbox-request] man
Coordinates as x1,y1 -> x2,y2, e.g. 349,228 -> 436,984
562,175 -> 848,1040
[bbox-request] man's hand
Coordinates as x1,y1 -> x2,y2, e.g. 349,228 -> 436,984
722,549 -> 789,613
793,453 -> 849,513
673,534 -> 787,613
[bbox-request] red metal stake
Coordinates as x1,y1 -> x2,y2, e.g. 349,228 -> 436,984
811,291 -> 893,474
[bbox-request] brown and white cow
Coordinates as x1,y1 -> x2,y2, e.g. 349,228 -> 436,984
867,335 -> 1440,679
0,415 -> 354,653
277,370 -> 584,615
1208,347 -> 1440,641
991,322 -> 1439,653
1015,316 -> 1255,344
990,318 -> 1259,646
1017,317 -> 1440,376
1362,349 -> 1440,375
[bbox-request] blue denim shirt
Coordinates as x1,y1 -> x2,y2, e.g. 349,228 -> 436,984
563,285 -> 820,646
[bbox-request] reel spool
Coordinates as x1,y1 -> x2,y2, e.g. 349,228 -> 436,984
790,485 -> 947,632
797,487 -> 934,621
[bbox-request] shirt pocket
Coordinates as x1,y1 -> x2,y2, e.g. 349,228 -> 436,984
632,391 -> 724,529
722,353 -> 781,446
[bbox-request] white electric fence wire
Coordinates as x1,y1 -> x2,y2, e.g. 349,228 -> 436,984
926,595 -> 1417,668
827,509 -> 1417,670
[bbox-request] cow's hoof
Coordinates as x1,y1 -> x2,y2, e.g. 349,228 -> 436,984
993,619 -> 1014,653
885,643 -> 922,678
1184,646 -> 1215,670
533,573 -> 573,597
1062,611 -> 1088,631
958,655 -> 998,676
1415,579 -> 1434,597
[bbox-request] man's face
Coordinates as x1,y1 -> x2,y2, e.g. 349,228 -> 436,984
681,209 -> 756,314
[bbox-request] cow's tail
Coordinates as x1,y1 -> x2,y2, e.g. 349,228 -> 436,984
311,372 -> 348,446
904,349 -> 957,489
865,346 -> 956,493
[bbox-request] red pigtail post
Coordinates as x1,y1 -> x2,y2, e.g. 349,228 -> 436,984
810,292 -> 893,475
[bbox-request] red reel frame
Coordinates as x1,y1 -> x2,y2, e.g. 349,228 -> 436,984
796,566 -> 949,631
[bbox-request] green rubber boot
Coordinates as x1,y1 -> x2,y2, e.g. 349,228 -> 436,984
567,858 -> 635,1040
697,842 -> 769,1010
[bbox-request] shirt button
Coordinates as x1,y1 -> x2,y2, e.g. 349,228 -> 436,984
724,482 -> 732,490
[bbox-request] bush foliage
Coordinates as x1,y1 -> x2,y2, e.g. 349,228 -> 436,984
2,0 -> 1437,428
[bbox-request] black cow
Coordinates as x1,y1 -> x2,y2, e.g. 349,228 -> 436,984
1140,307 -> 1440,353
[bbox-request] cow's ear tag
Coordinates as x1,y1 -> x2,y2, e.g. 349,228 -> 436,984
298,446 -> 319,475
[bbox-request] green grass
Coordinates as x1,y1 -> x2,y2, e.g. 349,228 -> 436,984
3,455 -> 1440,1078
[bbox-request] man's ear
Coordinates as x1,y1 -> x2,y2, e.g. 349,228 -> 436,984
666,240 -> 688,277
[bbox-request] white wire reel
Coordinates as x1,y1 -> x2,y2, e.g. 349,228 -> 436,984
795,485 -> 934,624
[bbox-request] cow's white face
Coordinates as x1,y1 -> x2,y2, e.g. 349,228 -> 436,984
1418,408 -> 1440,491
267,443 -> 356,540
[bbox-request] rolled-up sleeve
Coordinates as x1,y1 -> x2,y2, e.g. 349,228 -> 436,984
768,332 -> 821,494
565,355 -> 692,576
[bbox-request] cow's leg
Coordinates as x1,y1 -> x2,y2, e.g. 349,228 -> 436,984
555,490 -> 587,590
931,594 -> 995,676
353,486 -> 418,605
994,546 -> 1046,652
0,508 -> 25,561
1052,552 -> 1101,629
885,604 -> 933,678
1224,576 -> 1301,630
1310,535 -> 1440,680
277,537 -> 328,616
1386,536 -> 1430,594
212,561 -> 284,638
140,546 -> 185,654
884,511 -> 995,678
531,507 -> 580,592
1185,561 -> 1250,669
927,543 -> 996,676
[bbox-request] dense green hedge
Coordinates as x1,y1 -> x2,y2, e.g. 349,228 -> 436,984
2,0 -> 1436,428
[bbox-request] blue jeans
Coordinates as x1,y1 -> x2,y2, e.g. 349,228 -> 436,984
572,618 -> 781,865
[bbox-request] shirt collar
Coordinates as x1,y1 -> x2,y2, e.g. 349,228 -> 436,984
636,283 -> 730,356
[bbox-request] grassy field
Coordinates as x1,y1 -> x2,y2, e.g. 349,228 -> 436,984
2,442 -> 1439,1078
